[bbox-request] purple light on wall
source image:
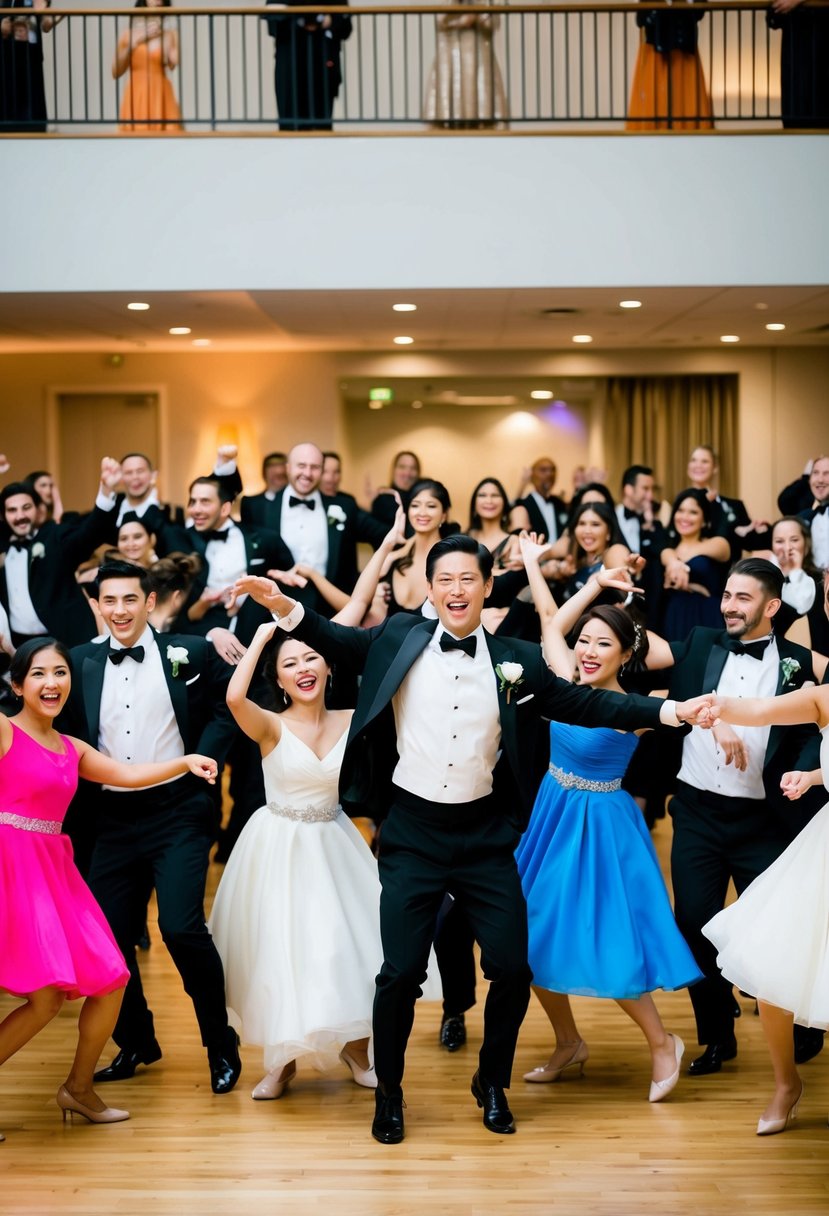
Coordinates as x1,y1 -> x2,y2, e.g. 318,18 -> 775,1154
538,400 -> 585,437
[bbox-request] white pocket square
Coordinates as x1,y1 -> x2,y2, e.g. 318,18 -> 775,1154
250,558 -> 265,566
185,674 -> 201,686
516,693 -> 534,706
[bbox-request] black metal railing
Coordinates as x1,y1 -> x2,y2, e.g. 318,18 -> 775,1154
1,3 -> 827,135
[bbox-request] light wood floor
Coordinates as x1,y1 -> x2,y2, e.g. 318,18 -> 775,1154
1,817 -> 827,1216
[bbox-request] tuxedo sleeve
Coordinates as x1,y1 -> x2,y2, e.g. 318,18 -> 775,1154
280,603 -> 380,668
535,666 -> 666,732
196,646 -> 238,764
354,507 -> 389,550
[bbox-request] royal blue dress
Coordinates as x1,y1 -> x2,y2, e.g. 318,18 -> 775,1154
516,722 -> 702,999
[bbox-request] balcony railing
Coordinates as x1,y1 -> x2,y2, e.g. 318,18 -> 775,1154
1,3 -> 827,135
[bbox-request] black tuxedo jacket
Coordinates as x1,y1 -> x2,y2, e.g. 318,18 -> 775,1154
515,493 -> 569,543
290,609 -> 667,831
0,507 -> 114,646
663,626 -> 819,832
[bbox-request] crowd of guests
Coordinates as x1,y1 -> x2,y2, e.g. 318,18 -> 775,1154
0,438 -> 828,1147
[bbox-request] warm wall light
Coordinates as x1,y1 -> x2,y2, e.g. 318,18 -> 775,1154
127,302 -> 150,311
572,334 -> 593,344
393,303 -> 417,312
619,300 -> 642,309
530,390 -> 554,400
393,336 -> 414,345
765,323 -> 786,332
411,400 -> 423,409
720,335 -> 740,343
170,326 -> 192,335
192,338 -> 212,346
217,423 -> 239,446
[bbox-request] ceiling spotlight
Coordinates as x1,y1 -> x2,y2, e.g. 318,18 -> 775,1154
754,302 -> 769,311
572,334 -> 593,344
393,303 -> 417,313
127,302 -> 150,311
411,400 -> 423,410
619,300 -> 642,309
169,327 -> 191,335
531,390 -> 554,400
393,336 -> 414,345
720,335 -> 740,343
765,323 -> 786,332
368,400 -> 384,411
192,338 -> 212,346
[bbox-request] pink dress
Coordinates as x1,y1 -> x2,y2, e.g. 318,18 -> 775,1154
0,724 -> 128,1000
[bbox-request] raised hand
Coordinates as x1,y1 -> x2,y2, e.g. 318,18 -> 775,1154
217,444 -> 238,463
231,575 -> 296,619
518,530 -> 552,567
99,456 -> 123,492
596,561 -> 645,595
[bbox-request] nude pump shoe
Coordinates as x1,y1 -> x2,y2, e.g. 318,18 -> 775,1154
56,1085 -> 129,1124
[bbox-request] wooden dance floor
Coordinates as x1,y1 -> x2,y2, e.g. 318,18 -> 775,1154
2,818 -> 827,1216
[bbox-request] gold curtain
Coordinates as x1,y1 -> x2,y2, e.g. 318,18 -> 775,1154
603,375 -> 739,505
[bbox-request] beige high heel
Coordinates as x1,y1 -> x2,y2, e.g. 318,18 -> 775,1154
648,1033 -> 684,1103
56,1085 -> 129,1124
523,1039 -> 589,1083
339,1048 -> 378,1089
757,1086 -> 803,1136
251,1062 -> 296,1101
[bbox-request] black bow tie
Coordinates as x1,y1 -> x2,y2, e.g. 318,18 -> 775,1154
622,507 -> 641,521
9,536 -> 33,551
726,636 -> 773,660
289,495 -> 316,510
813,502 -> 829,516
439,633 -> 477,659
108,645 -> 145,666
204,529 -> 231,543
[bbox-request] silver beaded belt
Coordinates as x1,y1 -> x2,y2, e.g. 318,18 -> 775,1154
267,802 -> 341,824
548,763 -> 622,793
0,812 -> 62,834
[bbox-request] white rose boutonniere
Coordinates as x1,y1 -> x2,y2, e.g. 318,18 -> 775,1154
780,657 -> 801,686
31,541 -> 46,560
166,645 -> 190,678
496,661 -> 525,704
326,504 -> 347,531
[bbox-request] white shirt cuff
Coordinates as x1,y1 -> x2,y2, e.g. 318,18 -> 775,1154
96,490 -> 117,511
273,602 -> 305,631
658,699 -> 681,728
213,459 -> 237,477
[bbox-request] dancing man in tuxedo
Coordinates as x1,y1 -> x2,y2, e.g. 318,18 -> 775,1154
648,557 -> 822,1074
61,561 -> 241,1093
235,535 -> 714,1143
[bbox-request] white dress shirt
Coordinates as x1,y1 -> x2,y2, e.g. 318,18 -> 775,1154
280,488 -> 328,572
677,636 -> 778,800
530,491 -> 560,543
116,488 -> 161,527
98,626 -> 185,790
616,504 -> 641,553
5,542 -> 48,635
810,509 -> 829,571
204,522 -> 248,592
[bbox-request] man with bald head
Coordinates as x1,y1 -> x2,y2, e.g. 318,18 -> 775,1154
266,441 -> 388,614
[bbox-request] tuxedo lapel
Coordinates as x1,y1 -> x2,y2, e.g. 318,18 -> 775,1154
321,495 -> 343,581
484,632 -> 520,770
157,631 -> 190,739
82,647 -> 109,743
364,618 -> 437,725
702,637 -> 730,693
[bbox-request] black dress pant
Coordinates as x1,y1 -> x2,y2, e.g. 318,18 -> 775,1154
89,778 -> 229,1054
670,781 -> 789,1045
275,33 -> 338,131
374,788 -> 532,1090
434,898 -> 477,1017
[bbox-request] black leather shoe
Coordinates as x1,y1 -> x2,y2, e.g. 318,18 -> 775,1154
471,1071 -> 515,1134
439,1013 -> 467,1052
208,1028 -> 242,1095
93,1041 -> 162,1083
687,1038 -> 737,1076
793,1025 -> 825,1065
371,1086 -> 405,1144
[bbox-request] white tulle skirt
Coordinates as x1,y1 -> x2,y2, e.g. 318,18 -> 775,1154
703,802 -> 829,1029
209,806 -> 384,1071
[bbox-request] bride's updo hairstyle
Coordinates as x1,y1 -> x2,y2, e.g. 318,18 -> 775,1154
571,605 -> 649,687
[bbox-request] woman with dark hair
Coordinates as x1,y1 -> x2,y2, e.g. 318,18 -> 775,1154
113,0 -> 182,133
208,621 -> 383,1101
559,500 -> 631,601
23,470 -> 62,524
376,479 -> 452,617
0,638 -> 218,1140
147,551 -> 203,632
515,540 -> 701,1100
659,487 -> 730,641
467,477 -> 519,565
764,516 -> 829,655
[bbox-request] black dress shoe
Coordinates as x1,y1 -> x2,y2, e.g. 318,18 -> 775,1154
371,1086 -> 405,1144
439,1013 -> 467,1052
208,1028 -> 242,1095
93,1041 -> 162,1083
793,1025 -> 825,1065
687,1038 -> 737,1076
471,1071 -> 515,1134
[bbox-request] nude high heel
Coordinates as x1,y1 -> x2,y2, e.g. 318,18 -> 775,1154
251,1062 -> 296,1101
523,1039 -> 589,1083
56,1085 -> 129,1124
339,1048 -> 378,1089
757,1087 -> 802,1136
648,1033 -> 685,1103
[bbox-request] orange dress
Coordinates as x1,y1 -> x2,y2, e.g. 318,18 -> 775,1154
627,40 -> 713,132
119,39 -> 182,133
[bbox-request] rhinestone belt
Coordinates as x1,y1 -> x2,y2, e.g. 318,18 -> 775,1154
0,812 -> 62,834
267,802 -> 341,823
548,763 -> 622,793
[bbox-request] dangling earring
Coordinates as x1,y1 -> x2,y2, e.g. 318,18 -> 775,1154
279,686 -> 289,706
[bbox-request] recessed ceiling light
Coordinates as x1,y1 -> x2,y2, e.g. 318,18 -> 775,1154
368,400 -> 384,410
393,303 -> 417,313
127,302 -> 150,311
393,336 -> 414,345
411,400 -> 423,410
765,323 -> 786,332
572,334 -> 593,344
531,390 -> 554,400
720,334 -> 740,343
169,327 -> 191,335
192,338 -> 212,346
619,300 -> 642,309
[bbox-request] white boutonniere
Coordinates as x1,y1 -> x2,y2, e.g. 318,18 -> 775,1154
326,504 -> 347,531
780,657 -> 801,686
166,645 -> 190,678
496,661 -> 524,704
31,541 -> 46,560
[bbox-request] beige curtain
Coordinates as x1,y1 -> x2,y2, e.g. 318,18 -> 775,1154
603,375 -> 739,505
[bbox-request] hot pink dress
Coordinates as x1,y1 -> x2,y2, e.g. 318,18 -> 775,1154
0,724 -> 128,1000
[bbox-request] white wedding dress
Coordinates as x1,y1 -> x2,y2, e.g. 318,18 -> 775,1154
703,724 -> 829,1029
208,721 -> 383,1072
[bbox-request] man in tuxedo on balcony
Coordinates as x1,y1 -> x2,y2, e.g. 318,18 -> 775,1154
263,0 -> 352,131
235,536 -> 714,1143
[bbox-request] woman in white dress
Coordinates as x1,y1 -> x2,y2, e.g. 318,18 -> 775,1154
208,620 -> 382,1100
703,682 -> 829,1135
